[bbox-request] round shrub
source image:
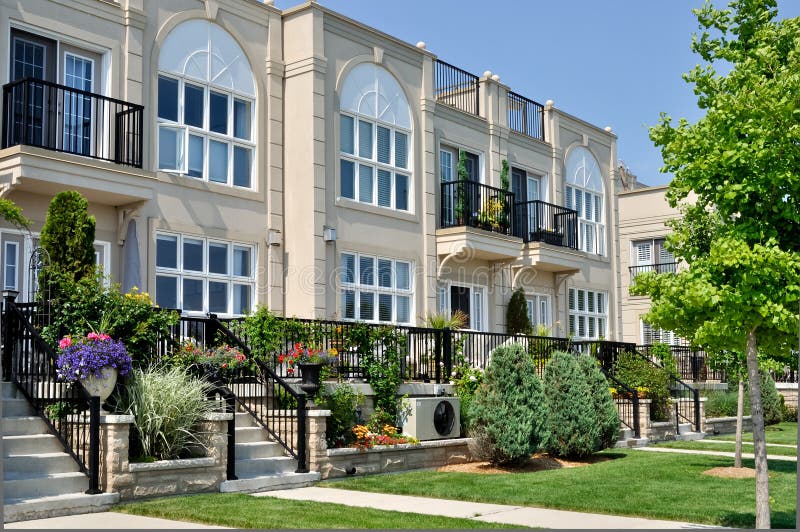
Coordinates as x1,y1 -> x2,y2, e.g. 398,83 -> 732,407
468,344 -> 547,465
542,352 -> 599,458
577,354 -> 620,450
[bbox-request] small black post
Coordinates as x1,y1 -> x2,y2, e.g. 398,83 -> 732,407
2,290 -> 19,382
632,391 -> 641,439
206,313 -> 220,348
442,327 -> 452,382
693,387 -> 701,433
433,329 -> 442,384
226,392 -> 237,480
86,396 -> 102,494
295,392 -> 308,473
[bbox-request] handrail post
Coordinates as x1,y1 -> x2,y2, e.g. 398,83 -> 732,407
295,392 -> 308,473
226,392 -> 237,480
86,396 -> 101,494
206,313 -> 220,348
441,327 -> 452,384
693,387 -> 701,433
433,329 -> 442,383
2,290 -> 18,381
632,391 -> 641,439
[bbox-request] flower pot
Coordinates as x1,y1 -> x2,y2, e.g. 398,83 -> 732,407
297,362 -> 323,395
79,367 -> 118,414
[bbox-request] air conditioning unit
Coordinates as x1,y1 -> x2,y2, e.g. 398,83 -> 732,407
403,397 -> 460,440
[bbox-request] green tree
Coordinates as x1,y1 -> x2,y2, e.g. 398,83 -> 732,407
641,2 -> 800,526
506,288 -> 531,335
542,352 -> 599,458
577,355 -> 620,450
468,344 -> 547,465
0,198 -> 30,230
39,191 -> 96,300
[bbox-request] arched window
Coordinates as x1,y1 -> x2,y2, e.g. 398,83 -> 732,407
565,147 -> 605,255
157,20 -> 256,189
338,63 -> 412,211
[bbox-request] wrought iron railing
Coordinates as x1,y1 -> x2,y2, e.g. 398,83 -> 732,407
639,344 -> 726,382
514,200 -> 578,249
507,91 -> 545,141
2,77 -> 143,167
604,372 -> 640,438
434,59 -> 480,116
2,294 -> 101,493
572,340 -> 638,374
629,262 -> 679,283
440,180 -> 516,236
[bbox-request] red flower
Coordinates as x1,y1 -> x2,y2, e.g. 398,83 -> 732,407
278,354 -> 285,363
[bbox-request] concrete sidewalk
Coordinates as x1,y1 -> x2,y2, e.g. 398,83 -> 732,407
635,446 -> 798,461
259,486 -> 721,529
4,512 -> 229,529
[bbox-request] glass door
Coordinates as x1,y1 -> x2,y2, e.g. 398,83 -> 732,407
62,53 -> 93,155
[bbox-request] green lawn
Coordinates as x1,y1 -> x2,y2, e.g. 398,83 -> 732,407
114,493 -> 523,529
322,449 -> 797,528
653,440 -> 798,457
709,422 -> 798,446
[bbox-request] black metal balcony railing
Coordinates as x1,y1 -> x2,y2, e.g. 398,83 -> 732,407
2,78 -> 144,168
629,262 -> 679,281
507,91 -> 545,142
440,180 -> 515,236
514,200 -> 578,249
434,59 -> 480,116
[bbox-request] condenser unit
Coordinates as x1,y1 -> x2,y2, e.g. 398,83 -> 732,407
403,397 -> 460,440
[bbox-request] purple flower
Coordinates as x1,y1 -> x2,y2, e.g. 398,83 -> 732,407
56,336 -> 132,382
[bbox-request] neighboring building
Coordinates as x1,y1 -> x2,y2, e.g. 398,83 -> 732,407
616,184 -> 683,345
0,0 -> 622,340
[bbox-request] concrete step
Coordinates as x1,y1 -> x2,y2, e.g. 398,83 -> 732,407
618,428 -> 633,441
236,426 -> 267,444
4,472 -> 88,500
220,471 -> 320,494
615,437 -> 650,448
3,434 -> 64,455
2,381 -> 20,399
3,398 -> 34,417
235,456 -> 297,477
4,452 -> 81,476
2,415 -> 48,436
236,441 -> 286,460
677,422 -> 693,435
3,492 -> 119,523
676,431 -> 706,441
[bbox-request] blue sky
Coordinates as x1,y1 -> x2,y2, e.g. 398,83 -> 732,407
275,0 -> 800,187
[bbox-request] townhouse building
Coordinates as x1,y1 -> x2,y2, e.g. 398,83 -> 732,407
0,0 -> 624,341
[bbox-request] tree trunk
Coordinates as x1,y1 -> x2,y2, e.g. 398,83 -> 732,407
735,379 -> 744,469
745,329 -> 770,529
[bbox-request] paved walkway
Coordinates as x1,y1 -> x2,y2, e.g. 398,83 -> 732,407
5,512 -> 228,529
635,446 -> 797,461
259,486 -> 721,529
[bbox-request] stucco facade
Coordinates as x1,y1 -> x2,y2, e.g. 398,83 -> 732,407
0,0 -> 625,340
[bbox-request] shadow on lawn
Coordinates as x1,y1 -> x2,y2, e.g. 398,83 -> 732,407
719,510 -> 795,529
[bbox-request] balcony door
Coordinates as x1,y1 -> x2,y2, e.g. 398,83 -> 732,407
61,52 -> 95,156
9,30 -> 56,148
512,167 -> 541,236
449,284 -> 485,331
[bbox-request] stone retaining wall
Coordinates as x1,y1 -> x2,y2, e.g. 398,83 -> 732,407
98,413 -> 232,500
704,415 -> 753,435
776,383 -> 797,410
306,409 -> 471,479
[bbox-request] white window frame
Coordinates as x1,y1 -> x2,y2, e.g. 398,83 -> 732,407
157,72 -> 255,189
340,251 -> 413,325
339,112 -> 412,212
631,238 -> 675,271
568,287 -> 607,340
438,280 -> 488,332
4,241 -> 19,291
155,231 -> 256,316
526,293 -> 551,330
566,185 -> 605,256
640,319 -> 681,345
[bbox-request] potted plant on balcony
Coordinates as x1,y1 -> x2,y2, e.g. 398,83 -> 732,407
453,150 -> 469,225
281,343 -> 337,396
56,332 -> 133,413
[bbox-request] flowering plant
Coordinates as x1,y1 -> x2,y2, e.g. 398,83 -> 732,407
171,339 -> 247,380
278,343 -> 337,374
351,423 -> 419,449
56,333 -> 132,382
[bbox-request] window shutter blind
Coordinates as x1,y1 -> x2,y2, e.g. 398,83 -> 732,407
377,126 -> 391,163
377,169 -> 392,207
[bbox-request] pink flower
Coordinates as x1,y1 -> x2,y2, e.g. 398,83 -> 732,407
87,332 -> 100,341
58,336 -> 72,350
98,333 -> 111,341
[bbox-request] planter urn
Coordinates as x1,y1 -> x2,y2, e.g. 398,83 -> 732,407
298,362 -> 323,395
80,367 -> 118,414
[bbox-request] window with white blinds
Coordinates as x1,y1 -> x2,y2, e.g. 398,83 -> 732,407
632,238 -> 675,272
568,288 -> 607,340
340,252 -> 412,324
641,320 -> 681,345
566,185 -> 604,255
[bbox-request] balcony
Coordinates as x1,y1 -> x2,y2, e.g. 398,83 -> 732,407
629,262 -> 679,284
437,180 -> 519,260
434,59 -> 480,116
2,78 -> 143,167
0,78 -> 153,206
514,200 -> 577,249
507,91 -> 545,142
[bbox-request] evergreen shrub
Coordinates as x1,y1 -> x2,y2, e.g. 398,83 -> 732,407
468,344 -> 547,465
577,354 -> 620,450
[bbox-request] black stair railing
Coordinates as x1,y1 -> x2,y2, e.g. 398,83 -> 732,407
2,294 -> 100,493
